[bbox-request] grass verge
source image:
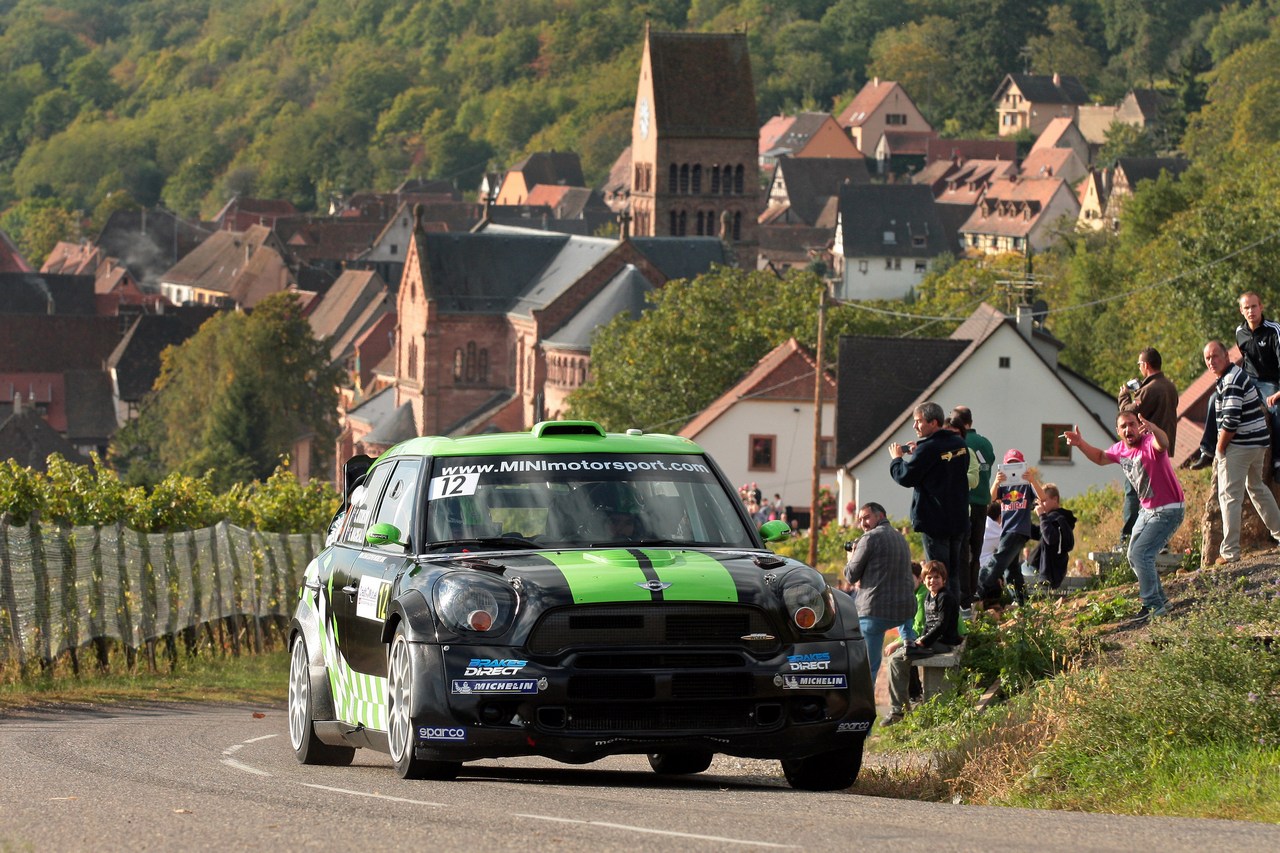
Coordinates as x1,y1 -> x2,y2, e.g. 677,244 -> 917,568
0,649 -> 288,710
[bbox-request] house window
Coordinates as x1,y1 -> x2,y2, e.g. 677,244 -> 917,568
734,164 -> 745,194
679,163 -> 690,194
390,244 -> 398,255
857,259 -> 868,274
453,348 -> 464,381
722,165 -> 733,194
749,435 -> 776,471
820,437 -> 836,469
1041,424 -> 1073,461
885,113 -> 907,126
999,356 -> 1011,368
711,166 -> 721,194
915,261 -> 927,273
733,211 -> 741,241
692,164 -> 702,194
912,235 -> 925,247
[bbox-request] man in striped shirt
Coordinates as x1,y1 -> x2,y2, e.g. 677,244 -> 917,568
1204,339 -> 1280,564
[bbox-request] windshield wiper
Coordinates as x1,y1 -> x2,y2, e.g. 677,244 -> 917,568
585,538 -> 693,548
425,537 -> 542,552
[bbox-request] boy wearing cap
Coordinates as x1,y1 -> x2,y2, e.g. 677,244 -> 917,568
976,449 -> 1048,608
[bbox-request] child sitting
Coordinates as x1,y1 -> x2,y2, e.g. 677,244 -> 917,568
882,562 -> 963,725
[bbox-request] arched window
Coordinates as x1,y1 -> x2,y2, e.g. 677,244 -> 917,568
408,340 -> 418,380
453,348 -> 464,382
669,209 -> 678,235
679,164 -> 689,194
734,164 -> 744,194
692,164 -> 701,194
668,164 -> 677,192
477,348 -> 488,383
710,165 -> 720,194
733,211 -> 742,241
465,342 -> 477,383
677,210 -> 687,236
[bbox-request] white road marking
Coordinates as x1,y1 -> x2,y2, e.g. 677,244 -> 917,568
227,738 -> 797,849
220,757 -> 271,776
300,783 -> 446,807
244,734 -> 277,744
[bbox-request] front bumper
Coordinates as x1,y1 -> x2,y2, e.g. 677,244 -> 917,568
405,640 -> 875,764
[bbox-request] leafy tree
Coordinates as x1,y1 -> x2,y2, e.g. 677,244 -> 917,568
867,17 -> 961,125
1025,5 -> 1103,86
0,197 -> 80,267
1095,121 -> 1157,168
110,291 -> 343,490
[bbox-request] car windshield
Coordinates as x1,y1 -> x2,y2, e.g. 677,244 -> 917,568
423,452 -> 755,551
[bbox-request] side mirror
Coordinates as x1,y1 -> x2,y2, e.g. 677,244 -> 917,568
366,522 -> 407,549
759,519 -> 791,543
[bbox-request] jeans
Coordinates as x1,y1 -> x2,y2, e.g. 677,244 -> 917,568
1216,443 -> 1280,560
1128,503 -> 1183,614
959,502 -> 987,606
978,531 -> 1029,603
859,615 -> 902,686
1121,477 -> 1140,541
921,530 -> 966,602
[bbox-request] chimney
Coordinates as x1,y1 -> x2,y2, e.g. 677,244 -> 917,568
11,388 -> 20,414
1052,72 -> 1061,87
1016,303 -> 1035,340
873,76 -> 880,88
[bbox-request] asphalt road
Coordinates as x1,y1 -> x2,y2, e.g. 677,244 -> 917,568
0,703 -> 1276,852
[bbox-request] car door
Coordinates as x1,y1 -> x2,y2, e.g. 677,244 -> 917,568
332,457 -> 423,675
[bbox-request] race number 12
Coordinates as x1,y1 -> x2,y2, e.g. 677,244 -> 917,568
429,472 -> 480,499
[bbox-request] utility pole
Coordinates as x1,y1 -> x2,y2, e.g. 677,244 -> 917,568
808,284 -> 828,568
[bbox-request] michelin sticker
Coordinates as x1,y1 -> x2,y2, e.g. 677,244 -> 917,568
780,674 -> 847,690
356,575 -> 392,621
452,679 -> 540,695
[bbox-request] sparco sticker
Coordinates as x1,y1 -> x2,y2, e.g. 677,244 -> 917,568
420,726 -> 466,742
837,720 -> 872,733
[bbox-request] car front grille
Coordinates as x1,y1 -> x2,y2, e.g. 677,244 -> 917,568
527,603 -> 781,655
539,701 -> 765,732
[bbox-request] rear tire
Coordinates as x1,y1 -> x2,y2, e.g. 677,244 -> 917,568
288,633 -> 355,766
780,741 -> 863,791
647,751 -> 714,775
387,625 -> 461,781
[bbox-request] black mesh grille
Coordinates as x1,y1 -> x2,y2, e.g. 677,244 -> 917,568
528,604 -> 780,655
572,652 -> 745,670
559,702 -> 757,732
567,674 -> 654,701
671,672 -> 752,699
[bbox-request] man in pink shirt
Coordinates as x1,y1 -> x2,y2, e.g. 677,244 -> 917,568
1064,410 -> 1183,624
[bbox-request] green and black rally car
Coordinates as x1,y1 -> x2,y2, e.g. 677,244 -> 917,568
288,421 -> 875,790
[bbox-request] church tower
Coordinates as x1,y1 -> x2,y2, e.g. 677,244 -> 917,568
629,26 -> 760,263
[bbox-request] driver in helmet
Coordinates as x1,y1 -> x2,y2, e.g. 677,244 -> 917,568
587,481 -> 646,541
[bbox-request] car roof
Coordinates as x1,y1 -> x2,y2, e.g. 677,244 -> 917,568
374,420 -> 706,461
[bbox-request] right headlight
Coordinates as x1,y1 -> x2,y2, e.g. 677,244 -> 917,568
433,573 -> 519,636
778,569 -> 836,633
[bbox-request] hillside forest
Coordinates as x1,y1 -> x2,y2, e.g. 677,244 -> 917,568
6,1 -> 1280,412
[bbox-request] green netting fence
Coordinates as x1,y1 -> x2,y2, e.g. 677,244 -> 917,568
0,518 -> 322,672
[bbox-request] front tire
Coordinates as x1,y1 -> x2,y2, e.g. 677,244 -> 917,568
780,741 -> 863,791
647,751 -> 714,775
387,625 -> 461,780
288,633 -> 355,766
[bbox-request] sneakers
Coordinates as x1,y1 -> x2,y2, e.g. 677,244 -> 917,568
879,712 -> 904,727
1124,607 -> 1152,627
1187,450 -> 1213,470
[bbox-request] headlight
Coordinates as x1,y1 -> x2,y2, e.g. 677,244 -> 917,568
433,573 -> 518,635
779,570 -> 836,633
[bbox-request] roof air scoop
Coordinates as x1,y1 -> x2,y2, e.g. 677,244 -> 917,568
532,420 -> 607,438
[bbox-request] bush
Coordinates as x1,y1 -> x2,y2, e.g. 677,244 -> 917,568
0,454 -> 337,534
964,599 -> 1082,694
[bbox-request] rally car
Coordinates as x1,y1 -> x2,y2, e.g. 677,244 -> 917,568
287,421 -> 875,790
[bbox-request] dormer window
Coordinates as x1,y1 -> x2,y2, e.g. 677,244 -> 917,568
912,235 -> 926,247
883,231 -> 896,244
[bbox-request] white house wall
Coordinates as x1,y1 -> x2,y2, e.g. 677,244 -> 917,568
841,324 -> 1120,523
692,397 -> 835,511
838,259 -> 923,301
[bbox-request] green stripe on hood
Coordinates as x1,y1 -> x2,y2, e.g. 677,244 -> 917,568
651,550 -> 738,601
543,549 -> 739,603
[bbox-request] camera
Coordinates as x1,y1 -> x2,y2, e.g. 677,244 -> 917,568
844,540 -> 854,552
1125,378 -> 1141,394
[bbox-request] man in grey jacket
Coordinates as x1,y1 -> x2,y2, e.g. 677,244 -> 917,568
840,502 -> 917,686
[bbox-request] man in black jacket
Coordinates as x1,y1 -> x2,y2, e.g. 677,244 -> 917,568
889,401 -> 970,591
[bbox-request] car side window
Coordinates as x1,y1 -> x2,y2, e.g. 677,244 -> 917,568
368,458 -> 422,549
342,462 -> 394,546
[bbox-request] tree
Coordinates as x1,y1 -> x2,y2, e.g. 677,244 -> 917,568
1095,121 -> 1157,168
1025,5 -> 1103,86
0,197 -> 79,267
110,291 -> 343,489
867,17 -> 961,125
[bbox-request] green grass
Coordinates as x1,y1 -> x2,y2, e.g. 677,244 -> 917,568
0,649 -> 288,709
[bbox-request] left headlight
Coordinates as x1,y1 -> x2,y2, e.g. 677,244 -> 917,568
779,569 -> 836,633
433,573 -> 519,635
